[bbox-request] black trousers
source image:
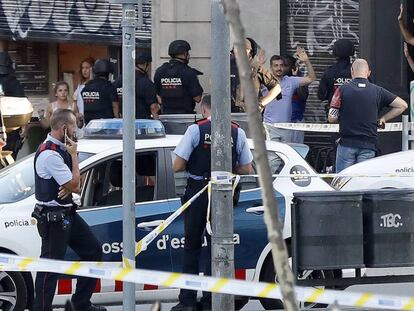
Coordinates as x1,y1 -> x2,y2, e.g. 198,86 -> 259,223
33,208 -> 102,311
178,179 -> 211,306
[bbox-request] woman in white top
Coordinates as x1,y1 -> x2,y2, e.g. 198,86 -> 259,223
39,81 -> 84,129
73,57 -> 95,114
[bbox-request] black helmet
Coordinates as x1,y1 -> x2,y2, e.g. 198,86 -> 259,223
136,51 -> 152,64
93,59 -> 113,75
168,40 -> 191,57
333,39 -> 355,58
0,52 -> 13,75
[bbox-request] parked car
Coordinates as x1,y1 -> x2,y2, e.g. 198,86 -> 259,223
331,150 -> 414,191
0,119 -> 334,310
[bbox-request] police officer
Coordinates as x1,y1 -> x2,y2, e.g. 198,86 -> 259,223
318,39 -> 355,113
81,59 -> 119,124
113,51 -> 160,119
0,51 -> 26,159
171,95 -> 253,311
154,40 -> 203,114
32,109 -> 105,311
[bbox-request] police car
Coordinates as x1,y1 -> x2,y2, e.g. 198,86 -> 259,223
0,119 -> 334,311
331,150 -> 414,191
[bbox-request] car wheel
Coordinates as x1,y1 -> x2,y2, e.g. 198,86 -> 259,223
259,255 -> 334,310
0,271 -> 28,311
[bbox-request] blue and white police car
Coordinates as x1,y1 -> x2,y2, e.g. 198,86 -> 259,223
0,119 -> 334,310
331,149 -> 414,191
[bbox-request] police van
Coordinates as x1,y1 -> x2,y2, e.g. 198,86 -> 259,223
0,119 -> 334,310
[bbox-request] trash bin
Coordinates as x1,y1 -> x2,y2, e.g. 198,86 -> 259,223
363,189 -> 414,268
292,191 -> 364,270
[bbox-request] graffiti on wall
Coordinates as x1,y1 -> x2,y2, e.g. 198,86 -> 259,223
287,0 -> 359,55
1,0 -> 151,41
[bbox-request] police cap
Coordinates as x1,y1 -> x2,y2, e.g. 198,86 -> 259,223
0,52 -> 13,75
136,51 -> 152,64
333,39 -> 355,58
168,40 -> 191,57
93,59 -> 113,75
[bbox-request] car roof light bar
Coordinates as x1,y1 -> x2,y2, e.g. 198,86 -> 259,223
83,119 -> 166,139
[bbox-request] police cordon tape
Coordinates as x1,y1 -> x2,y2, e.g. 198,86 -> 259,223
135,183 -> 209,256
249,172 -> 414,178
270,121 -> 414,132
136,172 -> 240,255
1,253 -> 414,310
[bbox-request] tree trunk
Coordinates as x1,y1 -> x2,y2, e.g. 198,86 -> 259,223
220,1 -> 299,310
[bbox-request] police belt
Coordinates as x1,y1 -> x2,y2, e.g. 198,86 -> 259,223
187,177 -> 209,186
32,204 -> 74,223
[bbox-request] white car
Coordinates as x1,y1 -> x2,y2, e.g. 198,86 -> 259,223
331,150 -> 414,191
0,119 -> 334,310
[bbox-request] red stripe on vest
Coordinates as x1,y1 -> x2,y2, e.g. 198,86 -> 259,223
57,279 -> 72,295
196,118 -> 210,126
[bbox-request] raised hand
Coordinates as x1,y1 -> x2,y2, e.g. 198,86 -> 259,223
398,4 -> 403,21
296,47 -> 309,62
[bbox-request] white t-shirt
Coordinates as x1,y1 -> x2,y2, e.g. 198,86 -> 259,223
73,83 -> 86,114
35,135 -> 73,206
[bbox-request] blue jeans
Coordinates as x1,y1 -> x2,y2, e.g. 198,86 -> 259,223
335,144 -> 375,172
263,123 -> 292,143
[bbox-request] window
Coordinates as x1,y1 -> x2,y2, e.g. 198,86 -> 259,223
0,156 -> 35,203
81,151 -> 158,207
238,150 -> 285,191
0,152 -> 94,204
171,150 -> 285,197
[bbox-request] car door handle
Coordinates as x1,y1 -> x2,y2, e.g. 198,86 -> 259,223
246,206 -> 264,214
137,220 -> 164,229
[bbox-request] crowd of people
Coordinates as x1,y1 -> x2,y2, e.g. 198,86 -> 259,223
0,5 -> 412,311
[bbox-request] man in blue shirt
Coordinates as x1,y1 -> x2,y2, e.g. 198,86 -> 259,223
171,95 -> 253,311
261,47 -> 316,143
328,59 -> 407,172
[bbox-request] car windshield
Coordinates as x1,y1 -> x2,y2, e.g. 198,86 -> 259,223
0,152 -> 94,204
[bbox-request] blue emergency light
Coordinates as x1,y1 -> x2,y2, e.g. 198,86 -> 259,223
83,119 -> 166,139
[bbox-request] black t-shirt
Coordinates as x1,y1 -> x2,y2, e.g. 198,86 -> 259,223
0,75 -> 25,97
154,59 -> 203,114
336,78 -> 396,150
318,58 -> 352,104
81,77 -> 118,124
136,69 -> 157,119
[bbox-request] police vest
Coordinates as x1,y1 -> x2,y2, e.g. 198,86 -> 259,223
34,141 -> 73,205
186,119 -> 239,178
156,60 -> 195,113
330,61 -> 352,103
82,78 -> 114,123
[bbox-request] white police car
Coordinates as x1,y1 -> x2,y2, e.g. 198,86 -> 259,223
331,150 -> 414,191
0,119 -> 334,310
